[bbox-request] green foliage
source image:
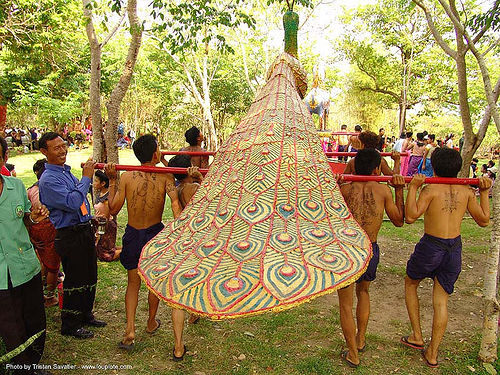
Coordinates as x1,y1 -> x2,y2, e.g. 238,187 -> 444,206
150,0 -> 256,55
334,0 -> 468,132
118,36 -> 258,149
265,0 -> 313,12
466,0 -> 500,33
0,0 -> 89,126
0,0 -> 73,49
210,56 -> 254,136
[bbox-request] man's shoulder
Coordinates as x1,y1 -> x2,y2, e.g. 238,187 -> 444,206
120,171 -> 143,186
375,182 -> 393,196
420,183 -> 447,198
4,175 -> 25,190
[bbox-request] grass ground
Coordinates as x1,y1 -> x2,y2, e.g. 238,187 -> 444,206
3,148 -> 499,375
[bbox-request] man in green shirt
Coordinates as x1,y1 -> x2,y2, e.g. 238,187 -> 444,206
0,136 -> 50,375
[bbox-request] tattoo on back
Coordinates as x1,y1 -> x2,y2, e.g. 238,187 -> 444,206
166,182 -> 176,194
346,188 -> 379,227
443,187 -> 458,213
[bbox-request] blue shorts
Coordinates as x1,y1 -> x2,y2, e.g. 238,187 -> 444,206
120,223 -> 164,270
357,242 -> 379,283
406,234 -> 462,294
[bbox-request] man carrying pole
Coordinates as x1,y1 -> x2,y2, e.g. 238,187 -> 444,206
402,147 -> 491,368
104,134 -> 183,351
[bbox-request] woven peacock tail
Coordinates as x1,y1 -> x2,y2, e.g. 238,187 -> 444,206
138,52 -> 372,319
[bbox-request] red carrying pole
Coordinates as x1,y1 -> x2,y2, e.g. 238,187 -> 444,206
325,151 -> 409,157
341,174 -> 479,185
318,131 -> 359,136
161,151 -> 216,156
160,150 -> 408,157
90,163 -> 480,185
91,163 -> 210,175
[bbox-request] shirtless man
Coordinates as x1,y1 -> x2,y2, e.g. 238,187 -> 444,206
105,134 -> 182,351
337,124 -> 349,162
180,126 -> 209,169
168,154 -> 203,208
402,147 -> 491,368
343,131 -> 400,176
166,154 -> 205,359
337,148 -> 405,367
347,124 -> 363,152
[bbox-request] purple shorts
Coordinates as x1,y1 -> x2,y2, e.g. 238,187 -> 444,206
120,222 -> 164,270
357,242 -> 379,283
407,155 -> 423,176
406,234 -> 462,294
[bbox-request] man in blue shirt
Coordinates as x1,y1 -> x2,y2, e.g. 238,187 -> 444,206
0,136 -> 49,374
39,132 -> 106,339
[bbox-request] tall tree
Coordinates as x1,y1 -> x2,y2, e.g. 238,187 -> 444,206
412,0 -> 499,177
338,0 -> 452,133
410,0 -> 499,363
150,0 -> 255,150
83,0 -> 140,163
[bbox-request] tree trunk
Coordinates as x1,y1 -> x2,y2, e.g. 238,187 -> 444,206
0,104 -> 6,134
200,54 -> 218,151
398,101 -> 407,134
454,47 -> 474,176
83,0 -> 104,162
479,168 -> 500,363
105,0 -> 142,164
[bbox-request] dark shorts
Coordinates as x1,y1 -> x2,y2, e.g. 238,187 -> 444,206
357,242 -> 379,283
120,223 -> 164,270
406,233 -> 462,294
338,145 -> 348,162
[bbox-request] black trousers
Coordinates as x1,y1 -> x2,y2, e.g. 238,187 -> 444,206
55,222 -> 97,333
0,273 -> 46,375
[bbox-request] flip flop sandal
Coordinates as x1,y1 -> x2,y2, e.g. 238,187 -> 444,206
188,315 -> 200,324
421,350 -> 439,368
358,344 -> 366,353
400,336 -> 424,350
118,340 -> 135,351
146,319 -> 161,334
340,350 -> 359,368
173,345 -> 187,362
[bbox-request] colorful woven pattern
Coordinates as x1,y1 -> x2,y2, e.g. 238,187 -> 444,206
138,53 -> 371,319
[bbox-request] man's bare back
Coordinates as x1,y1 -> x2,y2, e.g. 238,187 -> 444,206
180,145 -> 209,169
341,181 -> 402,242
406,176 -> 491,239
106,165 -> 181,229
349,135 -> 362,150
176,168 -> 202,209
120,171 -> 177,229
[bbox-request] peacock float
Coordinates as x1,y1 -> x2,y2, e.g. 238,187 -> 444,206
138,10 -> 372,319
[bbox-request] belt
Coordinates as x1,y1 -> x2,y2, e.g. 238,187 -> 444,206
57,221 -> 92,232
